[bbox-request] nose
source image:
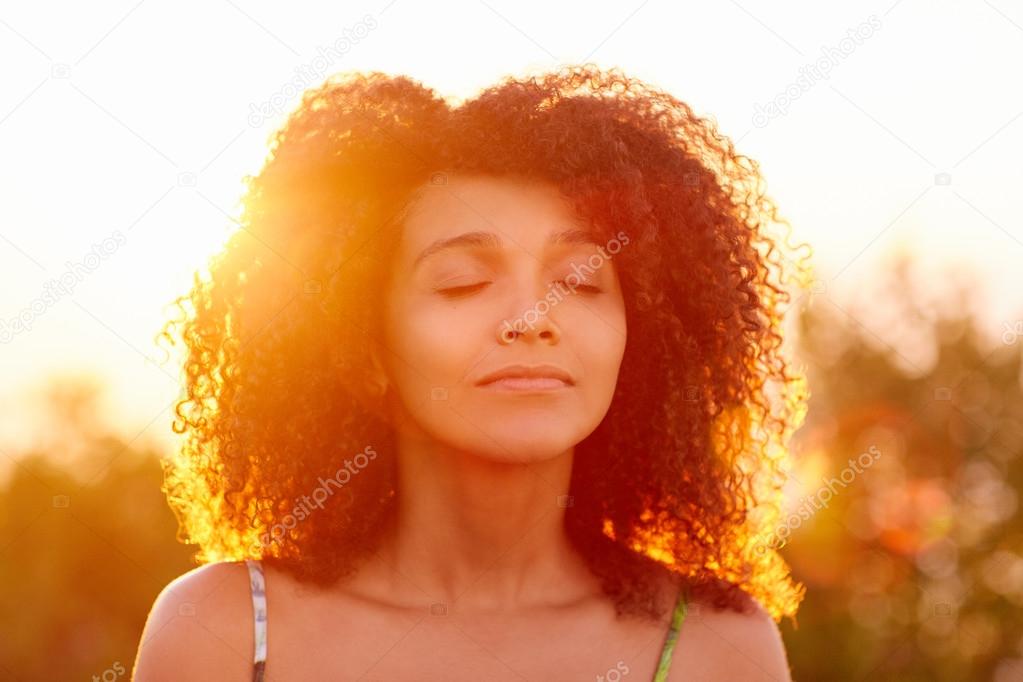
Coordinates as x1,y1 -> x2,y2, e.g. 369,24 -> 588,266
498,276 -> 563,345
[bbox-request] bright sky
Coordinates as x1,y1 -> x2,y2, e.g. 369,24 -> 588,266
1,0 -> 1021,462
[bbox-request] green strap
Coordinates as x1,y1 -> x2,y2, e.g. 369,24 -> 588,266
652,588 -> 688,682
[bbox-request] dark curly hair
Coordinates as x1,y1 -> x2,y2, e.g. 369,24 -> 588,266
157,64 -> 811,625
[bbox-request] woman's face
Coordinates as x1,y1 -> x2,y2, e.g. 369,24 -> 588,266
378,174 -> 627,463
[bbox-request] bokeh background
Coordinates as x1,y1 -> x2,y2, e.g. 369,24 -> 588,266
1,1 -> 1021,680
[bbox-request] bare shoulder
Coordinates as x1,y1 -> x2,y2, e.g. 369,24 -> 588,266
131,560 -> 255,681
669,592 -> 793,682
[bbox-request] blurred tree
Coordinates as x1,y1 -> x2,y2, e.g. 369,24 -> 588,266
781,255 -> 1023,681
0,380 -> 192,681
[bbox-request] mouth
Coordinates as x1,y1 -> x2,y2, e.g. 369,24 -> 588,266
478,376 -> 572,392
475,364 -> 575,392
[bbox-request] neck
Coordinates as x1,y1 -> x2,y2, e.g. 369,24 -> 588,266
369,429 -> 598,613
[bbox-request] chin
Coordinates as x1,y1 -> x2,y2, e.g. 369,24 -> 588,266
398,399 -> 599,463
460,424 -> 583,463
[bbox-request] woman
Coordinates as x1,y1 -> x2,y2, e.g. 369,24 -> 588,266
133,64 -> 808,681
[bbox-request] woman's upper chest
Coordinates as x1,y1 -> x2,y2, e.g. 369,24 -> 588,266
263,582 -> 676,681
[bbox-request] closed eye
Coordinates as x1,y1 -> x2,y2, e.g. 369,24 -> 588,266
437,280 -> 603,298
437,282 -> 490,298
555,280 -> 603,294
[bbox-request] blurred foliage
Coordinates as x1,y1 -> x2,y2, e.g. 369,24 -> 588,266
0,382 -> 192,681
0,256 -> 1020,680
780,257 -> 1023,681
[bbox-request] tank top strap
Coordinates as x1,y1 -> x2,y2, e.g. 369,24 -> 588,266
651,584 -> 688,682
244,559 -> 268,682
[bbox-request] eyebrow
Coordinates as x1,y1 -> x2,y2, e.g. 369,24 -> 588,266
412,229 -> 599,270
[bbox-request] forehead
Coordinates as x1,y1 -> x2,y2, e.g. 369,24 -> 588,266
399,174 -> 591,253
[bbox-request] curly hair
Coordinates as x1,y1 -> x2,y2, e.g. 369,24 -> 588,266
157,64 -> 811,625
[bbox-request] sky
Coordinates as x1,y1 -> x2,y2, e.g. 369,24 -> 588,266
1,0 -> 1021,462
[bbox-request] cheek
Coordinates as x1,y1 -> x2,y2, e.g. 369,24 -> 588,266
586,320 -> 627,387
565,297 -> 627,371
386,295 -> 484,391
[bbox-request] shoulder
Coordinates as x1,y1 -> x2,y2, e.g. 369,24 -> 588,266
132,560 -> 256,681
668,592 -> 792,682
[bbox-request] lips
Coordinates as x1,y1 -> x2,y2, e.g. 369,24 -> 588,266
475,364 -> 575,387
